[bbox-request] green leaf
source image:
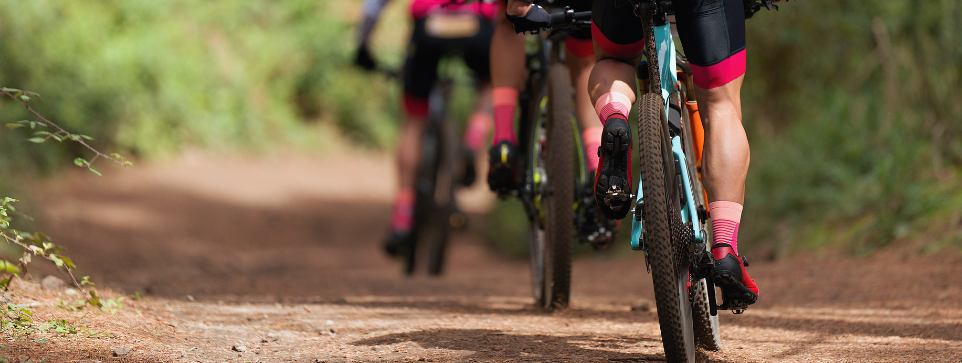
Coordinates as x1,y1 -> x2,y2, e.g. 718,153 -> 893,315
0,260 -> 20,274
2,87 -> 22,93
88,290 -> 103,308
27,137 -> 45,144
110,153 -> 122,159
19,95 -> 29,102
60,256 -> 76,270
49,254 -> 64,268
88,167 -> 102,176
2,197 -> 17,205
74,158 -> 86,167
80,134 -> 93,140
6,123 -> 25,129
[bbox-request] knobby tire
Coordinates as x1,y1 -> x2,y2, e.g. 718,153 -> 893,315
638,93 -> 695,363
542,64 -> 575,310
680,102 -> 722,351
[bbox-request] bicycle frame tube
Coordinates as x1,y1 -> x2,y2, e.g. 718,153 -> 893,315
631,21 -> 705,250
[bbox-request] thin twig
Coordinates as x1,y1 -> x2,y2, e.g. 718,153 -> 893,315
1,88 -> 127,168
0,230 -> 95,304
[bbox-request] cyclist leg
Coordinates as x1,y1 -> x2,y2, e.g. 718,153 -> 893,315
487,6 -> 526,193
385,15 -> 443,255
459,14 -> 497,187
563,4 -> 602,175
561,2 -> 620,248
587,0 -> 645,220
673,0 -> 757,307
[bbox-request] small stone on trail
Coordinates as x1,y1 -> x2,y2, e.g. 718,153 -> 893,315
186,295 -> 195,302
631,299 -> 653,312
262,332 -> 279,343
113,347 -> 132,357
232,344 -> 247,352
41,275 -> 66,290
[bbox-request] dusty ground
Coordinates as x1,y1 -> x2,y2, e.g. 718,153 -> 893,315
2,151 -> 961,362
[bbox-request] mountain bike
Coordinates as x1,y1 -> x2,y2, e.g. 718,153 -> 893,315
620,1 -> 725,360
384,64 -> 469,276
529,4 -> 720,361
500,7 -> 615,310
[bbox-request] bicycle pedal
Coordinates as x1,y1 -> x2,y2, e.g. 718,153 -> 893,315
603,185 -> 629,211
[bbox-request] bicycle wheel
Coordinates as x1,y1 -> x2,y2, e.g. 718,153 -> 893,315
421,118 -> 458,275
410,118 -> 455,276
521,70 -> 548,307
540,63 -> 575,310
638,93 -> 695,363
680,102 -> 722,351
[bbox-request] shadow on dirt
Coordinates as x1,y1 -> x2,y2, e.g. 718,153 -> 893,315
728,314 -> 962,341
351,328 -> 671,362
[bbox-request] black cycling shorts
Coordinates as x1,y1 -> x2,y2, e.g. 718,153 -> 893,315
403,15 -> 495,101
591,0 -> 747,88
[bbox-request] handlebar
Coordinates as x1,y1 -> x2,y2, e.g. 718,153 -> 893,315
547,8 -> 591,28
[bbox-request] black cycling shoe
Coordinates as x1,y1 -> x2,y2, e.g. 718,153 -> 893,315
461,146 -> 477,187
487,141 -> 519,196
712,243 -> 759,313
594,117 -> 633,220
580,171 -> 620,250
383,229 -> 415,258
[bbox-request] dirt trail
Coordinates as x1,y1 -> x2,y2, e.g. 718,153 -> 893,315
3,151 -> 961,362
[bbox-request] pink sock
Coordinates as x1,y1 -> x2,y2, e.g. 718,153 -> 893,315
390,188 -> 415,232
463,111 -> 492,153
709,201 -> 743,255
583,127 -> 603,172
594,92 -> 632,125
492,87 -> 518,145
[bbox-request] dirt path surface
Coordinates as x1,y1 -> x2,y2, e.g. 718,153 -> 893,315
4,151 -> 961,362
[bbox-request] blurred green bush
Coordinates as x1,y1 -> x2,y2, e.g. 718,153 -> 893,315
740,0 -> 962,255
0,0 -> 401,173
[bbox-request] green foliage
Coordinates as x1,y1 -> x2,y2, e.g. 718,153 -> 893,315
0,303 -> 34,335
0,0 -> 400,173
739,0 -> 962,255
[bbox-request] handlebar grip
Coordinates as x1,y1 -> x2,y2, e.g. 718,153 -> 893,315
549,11 -> 566,27
571,11 -> 592,21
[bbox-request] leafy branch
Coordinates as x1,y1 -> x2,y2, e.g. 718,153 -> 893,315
1,87 -> 134,175
1,87 -> 132,312
0,199 -> 102,308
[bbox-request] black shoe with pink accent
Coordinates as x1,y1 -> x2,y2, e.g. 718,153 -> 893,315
711,243 -> 758,312
594,116 -> 633,220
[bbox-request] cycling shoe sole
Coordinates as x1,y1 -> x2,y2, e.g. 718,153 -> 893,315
713,269 -> 758,311
595,118 -> 632,220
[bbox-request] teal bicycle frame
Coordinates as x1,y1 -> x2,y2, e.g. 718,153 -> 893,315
630,22 -> 706,251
